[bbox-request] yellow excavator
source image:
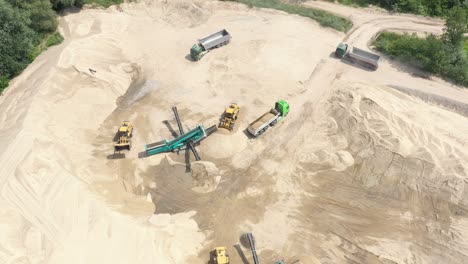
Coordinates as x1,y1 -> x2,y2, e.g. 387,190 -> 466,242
219,103 -> 240,131
212,247 -> 229,264
114,121 -> 133,151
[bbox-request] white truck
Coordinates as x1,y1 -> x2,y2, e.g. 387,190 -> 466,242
247,100 -> 290,138
335,43 -> 381,70
190,29 -> 231,61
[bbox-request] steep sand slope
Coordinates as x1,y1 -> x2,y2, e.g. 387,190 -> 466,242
0,0 -> 467,264
0,0 -> 339,263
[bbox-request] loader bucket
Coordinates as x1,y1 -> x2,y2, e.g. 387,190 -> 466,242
114,144 -> 130,152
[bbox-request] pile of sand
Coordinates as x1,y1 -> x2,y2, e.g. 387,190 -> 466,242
190,161 -> 221,193
1,0 -> 468,263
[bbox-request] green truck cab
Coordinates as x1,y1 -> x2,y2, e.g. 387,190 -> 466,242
335,43 -> 349,58
275,100 -> 290,117
190,44 -> 205,61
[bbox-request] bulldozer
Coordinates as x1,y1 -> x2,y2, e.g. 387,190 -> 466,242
212,247 -> 229,264
219,103 -> 240,131
114,121 -> 133,151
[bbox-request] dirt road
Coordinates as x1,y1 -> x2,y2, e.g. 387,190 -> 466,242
304,1 -> 468,105
0,1 -> 467,264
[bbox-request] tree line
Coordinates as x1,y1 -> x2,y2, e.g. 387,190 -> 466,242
0,0 -> 104,92
337,0 -> 466,17
374,6 -> 468,86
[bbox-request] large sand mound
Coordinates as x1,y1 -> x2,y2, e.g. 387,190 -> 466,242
1,0 -> 468,263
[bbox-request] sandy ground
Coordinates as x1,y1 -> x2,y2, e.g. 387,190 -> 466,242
0,0 -> 468,263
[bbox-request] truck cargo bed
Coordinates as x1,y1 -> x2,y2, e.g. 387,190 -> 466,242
247,108 -> 280,136
348,47 -> 380,68
199,29 -> 231,50
250,112 -> 276,131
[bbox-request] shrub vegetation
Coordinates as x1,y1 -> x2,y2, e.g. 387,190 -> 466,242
464,38 -> 468,57
0,0 -> 122,93
373,7 -> 468,86
84,0 -> 123,8
333,0 -> 466,17
224,0 -> 353,32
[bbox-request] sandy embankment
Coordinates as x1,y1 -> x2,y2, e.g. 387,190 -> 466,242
0,0 -> 468,263
0,0 -> 340,263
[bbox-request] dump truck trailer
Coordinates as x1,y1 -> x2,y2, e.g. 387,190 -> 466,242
335,43 -> 381,70
247,100 -> 289,138
190,29 -> 231,61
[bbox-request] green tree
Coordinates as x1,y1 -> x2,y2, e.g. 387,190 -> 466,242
50,0 -> 84,10
0,0 -> 34,78
5,0 -> 57,33
0,74 -> 9,91
374,32 -> 468,86
442,6 -> 468,45
29,0 -> 57,33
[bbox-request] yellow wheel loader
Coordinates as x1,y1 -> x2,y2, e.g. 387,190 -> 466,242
212,247 -> 229,264
114,121 -> 133,151
219,103 -> 240,131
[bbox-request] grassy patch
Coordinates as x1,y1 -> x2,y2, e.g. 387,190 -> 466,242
374,32 -> 468,87
224,0 -> 353,32
330,0 -> 462,17
84,0 -> 124,8
464,38 -> 468,57
0,75 -> 9,94
335,0 -> 372,7
30,31 -> 64,60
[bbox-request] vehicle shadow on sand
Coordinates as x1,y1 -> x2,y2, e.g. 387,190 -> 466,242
138,151 -> 148,159
185,54 -> 195,62
233,244 -> 250,264
242,128 -> 255,139
106,153 -> 125,160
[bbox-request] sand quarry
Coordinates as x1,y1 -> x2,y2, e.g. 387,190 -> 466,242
1,0 -> 468,263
